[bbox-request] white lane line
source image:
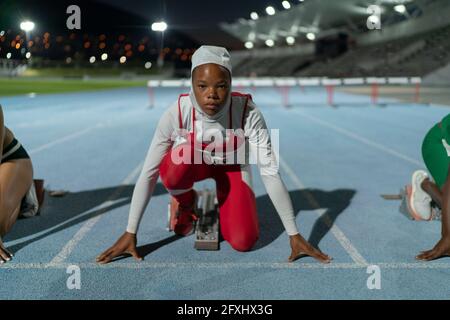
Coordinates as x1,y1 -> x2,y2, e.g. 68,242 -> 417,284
294,110 -> 423,167
2,262 -> 450,270
28,124 -> 100,155
279,157 -> 369,266
47,162 -> 143,266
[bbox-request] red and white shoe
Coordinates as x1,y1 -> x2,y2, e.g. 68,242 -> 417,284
168,190 -> 199,236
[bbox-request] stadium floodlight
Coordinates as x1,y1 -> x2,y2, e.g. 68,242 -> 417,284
151,21 -> 167,32
282,1 -> 291,9
265,6 -> 276,15
306,32 -> 316,40
265,39 -> 275,47
286,36 -> 295,45
250,12 -> 259,20
245,41 -> 254,49
394,4 -> 406,14
20,21 -> 35,32
367,14 -> 380,27
151,20 -> 167,68
20,21 -> 35,61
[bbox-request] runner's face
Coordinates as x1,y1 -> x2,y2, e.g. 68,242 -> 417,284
192,64 -> 231,116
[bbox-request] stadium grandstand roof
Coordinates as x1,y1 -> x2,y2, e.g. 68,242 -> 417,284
220,0 -> 450,49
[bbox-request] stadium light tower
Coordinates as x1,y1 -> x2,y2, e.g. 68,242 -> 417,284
151,20 -> 168,68
20,20 -> 35,61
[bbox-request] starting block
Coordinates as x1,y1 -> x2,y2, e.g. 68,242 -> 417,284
381,186 -> 412,220
167,189 -> 220,251
194,189 -> 220,251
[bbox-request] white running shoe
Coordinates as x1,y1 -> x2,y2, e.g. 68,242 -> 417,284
408,170 -> 432,221
20,181 -> 40,218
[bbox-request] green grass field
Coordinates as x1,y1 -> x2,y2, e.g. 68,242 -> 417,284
22,66 -> 162,78
0,78 -> 146,97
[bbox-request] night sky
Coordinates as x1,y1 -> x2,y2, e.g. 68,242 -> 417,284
0,0 -> 280,48
96,0 -> 272,27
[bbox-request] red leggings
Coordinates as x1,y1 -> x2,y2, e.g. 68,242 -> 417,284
159,144 -> 259,252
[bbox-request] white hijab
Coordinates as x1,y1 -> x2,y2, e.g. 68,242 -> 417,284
189,45 -> 232,122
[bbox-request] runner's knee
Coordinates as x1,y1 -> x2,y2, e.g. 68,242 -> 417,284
228,234 -> 258,252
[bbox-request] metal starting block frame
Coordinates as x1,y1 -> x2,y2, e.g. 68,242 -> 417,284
194,189 -> 220,251
381,186 -> 412,220
167,188 -> 220,250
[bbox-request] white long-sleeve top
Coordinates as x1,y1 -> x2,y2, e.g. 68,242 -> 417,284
126,92 -> 299,236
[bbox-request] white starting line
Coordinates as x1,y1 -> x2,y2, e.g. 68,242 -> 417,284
1,261 -> 450,270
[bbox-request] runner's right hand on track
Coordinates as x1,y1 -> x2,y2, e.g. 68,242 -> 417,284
288,233 -> 332,264
96,232 -> 143,264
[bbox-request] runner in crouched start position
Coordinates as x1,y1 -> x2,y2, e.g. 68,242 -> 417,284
0,104 -> 39,264
409,113 -> 450,260
97,45 -> 332,264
